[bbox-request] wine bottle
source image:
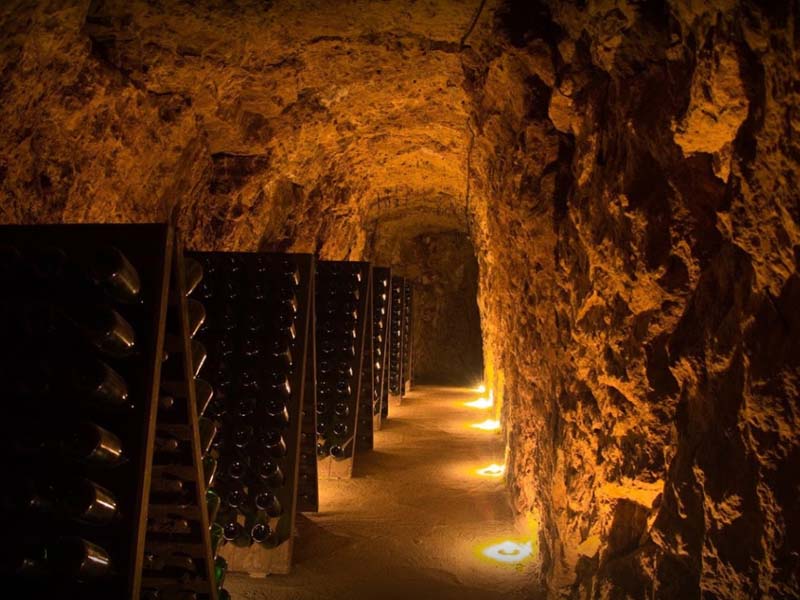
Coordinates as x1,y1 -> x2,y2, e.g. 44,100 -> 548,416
330,436 -> 354,461
203,454 -> 218,488
147,516 -> 192,535
206,488 -> 221,524
199,417 -> 218,454
62,478 -> 119,525
159,395 -> 176,411
151,475 -> 185,495
48,536 -> 112,580
71,305 -> 136,358
264,398 -> 289,426
260,430 -> 286,458
249,513 -> 273,544
67,358 -> 131,410
270,340 -> 293,369
195,379 -> 213,416
269,371 -> 291,397
253,489 -> 283,517
191,340 -> 207,378
256,460 -> 284,488
241,336 -> 261,357
60,422 -> 124,466
333,423 -> 349,437
186,299 -> 206,338
143,551 -> 197,576
234,397 -> 256,419
88,246 -> 141,304
214,555 -> 228,590
223,450 -> 249,480
184,257 -> 204,296
221,515 -> 244,542
210,522 -> 224,554
223,482 -> 247,509
334,402 -> 350,417
230,423 -> 253,449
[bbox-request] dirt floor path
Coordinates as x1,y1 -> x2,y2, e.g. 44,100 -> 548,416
227,385 -> 541,600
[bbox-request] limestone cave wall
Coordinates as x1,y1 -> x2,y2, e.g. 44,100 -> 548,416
0,1 -> 798,598
466,1 -> 800,598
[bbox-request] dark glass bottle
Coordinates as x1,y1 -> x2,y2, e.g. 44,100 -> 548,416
89,246 -> 141,303
48,536 -> 112,580
186,299 -> 206,338
249,514 -> 273,545
253,490 -> 283,518
72,305 -> 136,358
70,359 -> 131,409
260,430 -> 287,458
61,422 -> 124,466
203,454 -> 218,488
199,417 -> 218,454
206,488 -> 221,524
191,340 -> 207,378
195,379 -> 213,416
184,257 -> 204,296
256,460 -> 284,488
223,482 -> 247,509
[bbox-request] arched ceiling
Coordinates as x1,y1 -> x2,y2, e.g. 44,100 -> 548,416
85,0 -> 493,245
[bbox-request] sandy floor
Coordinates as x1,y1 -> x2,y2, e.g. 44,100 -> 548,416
227,386 -> 543,600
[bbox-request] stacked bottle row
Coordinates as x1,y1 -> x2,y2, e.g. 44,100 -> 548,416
189,252 -> 312,570
144,251 -> 226,600
372,268 -> 391,422
297,281 -> 319,513
388,277 -> 405,397
356,271 -> 375,452
0,224 -> 171,599
402,281 -> 413,392
314,261 -> 370,464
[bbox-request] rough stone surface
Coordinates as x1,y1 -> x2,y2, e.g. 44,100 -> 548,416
1,1 -> 798,598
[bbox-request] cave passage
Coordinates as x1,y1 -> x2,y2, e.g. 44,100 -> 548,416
227,386 -> 537,600
2,0 -> 799,598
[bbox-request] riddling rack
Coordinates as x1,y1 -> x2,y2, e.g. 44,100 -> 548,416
371,267 -> 391,429
0,224 -> 217,600
144,240 -> 222,600
187,251 -> 315,576
315,261 -> 372,479
402,280 -> 414,394
387,276 -> 405,406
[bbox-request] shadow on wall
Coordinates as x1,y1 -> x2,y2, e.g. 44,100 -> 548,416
406,232 -> 484,386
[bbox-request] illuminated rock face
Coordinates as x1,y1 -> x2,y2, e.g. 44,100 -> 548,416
1,1 -> 798,597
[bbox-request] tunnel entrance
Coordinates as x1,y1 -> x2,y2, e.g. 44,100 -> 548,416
371,228 -> 484,387
407,231 -> 484,386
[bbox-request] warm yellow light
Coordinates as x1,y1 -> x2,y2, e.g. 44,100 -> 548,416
476,463 -> 505,477
474,384 -> 486,393
471,419 -> 501,431
465,397 -> 493,409
480,540 -> 533,564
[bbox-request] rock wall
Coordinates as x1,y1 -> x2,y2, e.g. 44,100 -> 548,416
466,1 -> 800,597
1,1 -> 798,598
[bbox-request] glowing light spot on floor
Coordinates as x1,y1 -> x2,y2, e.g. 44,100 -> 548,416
471,419 -> 500,431
476,463 -> 505,477
481,540 -> 533,564
474,384 -> 486,393
465,397 -> 493,409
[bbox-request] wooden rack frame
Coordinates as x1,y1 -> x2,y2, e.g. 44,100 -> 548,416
0,224 -> 217,599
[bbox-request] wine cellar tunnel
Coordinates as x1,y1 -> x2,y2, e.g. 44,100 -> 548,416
1,1 -> 800,599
